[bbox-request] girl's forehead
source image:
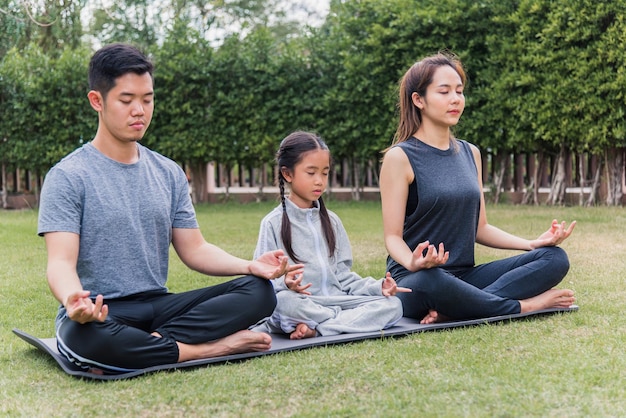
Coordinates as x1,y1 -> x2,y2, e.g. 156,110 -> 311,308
298,149 -> 330,165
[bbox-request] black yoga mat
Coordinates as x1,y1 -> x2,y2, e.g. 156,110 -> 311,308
13,306 -> 578,381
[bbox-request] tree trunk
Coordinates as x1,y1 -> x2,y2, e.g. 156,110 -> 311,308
578,152 -> 585,206
259,163 -> 267,194
225,165 -> 232,198
522,152 -> 541,206
535,152 -> 548,204
33,169 -> 41,207
502,153 -> 512,192
365,159 -> 373,187
604,146 -> 624,206
238,164 -> 245,187
1,162 -> 7,209
546,147 -> 567,205
514,153 -> 524,192
190,162 -> 208,204
586,161 -> 602,207
351,157 -> 361,201
492,153 -> 506,204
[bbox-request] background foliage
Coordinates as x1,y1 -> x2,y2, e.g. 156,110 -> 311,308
1,0 -> 625,204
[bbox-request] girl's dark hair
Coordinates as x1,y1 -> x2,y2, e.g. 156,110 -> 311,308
387,52 -> 466,151
277,131 -> 335,263
88,43 -> 154,99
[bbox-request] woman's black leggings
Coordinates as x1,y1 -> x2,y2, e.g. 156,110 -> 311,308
396,246 -> 570,321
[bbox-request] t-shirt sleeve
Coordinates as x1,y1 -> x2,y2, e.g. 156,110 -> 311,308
38,167 -> 83,236
171,168 -> 199,229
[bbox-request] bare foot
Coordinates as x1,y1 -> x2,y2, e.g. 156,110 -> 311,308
290,323 -> 316,340
177,330 -> 272,362
520,288 -> 575,313
420,309 -> 450,324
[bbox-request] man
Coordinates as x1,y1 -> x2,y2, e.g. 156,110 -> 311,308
38,43 -> 301,374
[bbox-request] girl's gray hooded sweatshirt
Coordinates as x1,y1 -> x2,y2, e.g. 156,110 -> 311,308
254,198 -> 384,296
252,198 -> 402,336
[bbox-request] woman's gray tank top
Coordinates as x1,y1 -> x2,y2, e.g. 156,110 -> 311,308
386,137 -> 481,279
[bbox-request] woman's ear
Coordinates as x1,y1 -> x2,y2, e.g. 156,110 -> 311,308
281,167 -> 293,183
411,92 -> 424,109
87,90 -> 104,112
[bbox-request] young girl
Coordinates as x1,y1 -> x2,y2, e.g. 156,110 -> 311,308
252,131 -> 410,340
379,52 -> 576,324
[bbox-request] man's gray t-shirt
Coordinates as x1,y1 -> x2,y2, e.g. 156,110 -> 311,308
38,142 -> 198,300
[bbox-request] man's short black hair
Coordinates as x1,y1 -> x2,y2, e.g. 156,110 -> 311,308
88,43 -> 154,98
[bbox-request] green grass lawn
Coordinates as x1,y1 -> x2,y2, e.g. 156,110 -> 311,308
1,201 -> 625,417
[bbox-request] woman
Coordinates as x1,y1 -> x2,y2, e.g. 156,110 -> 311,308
379,52 -> 576,324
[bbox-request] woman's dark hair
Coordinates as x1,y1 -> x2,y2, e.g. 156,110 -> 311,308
88,43 -> 154,99
277,131 -> 335,263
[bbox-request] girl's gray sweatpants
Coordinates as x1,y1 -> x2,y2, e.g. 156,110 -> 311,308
253,292 -> 403,336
